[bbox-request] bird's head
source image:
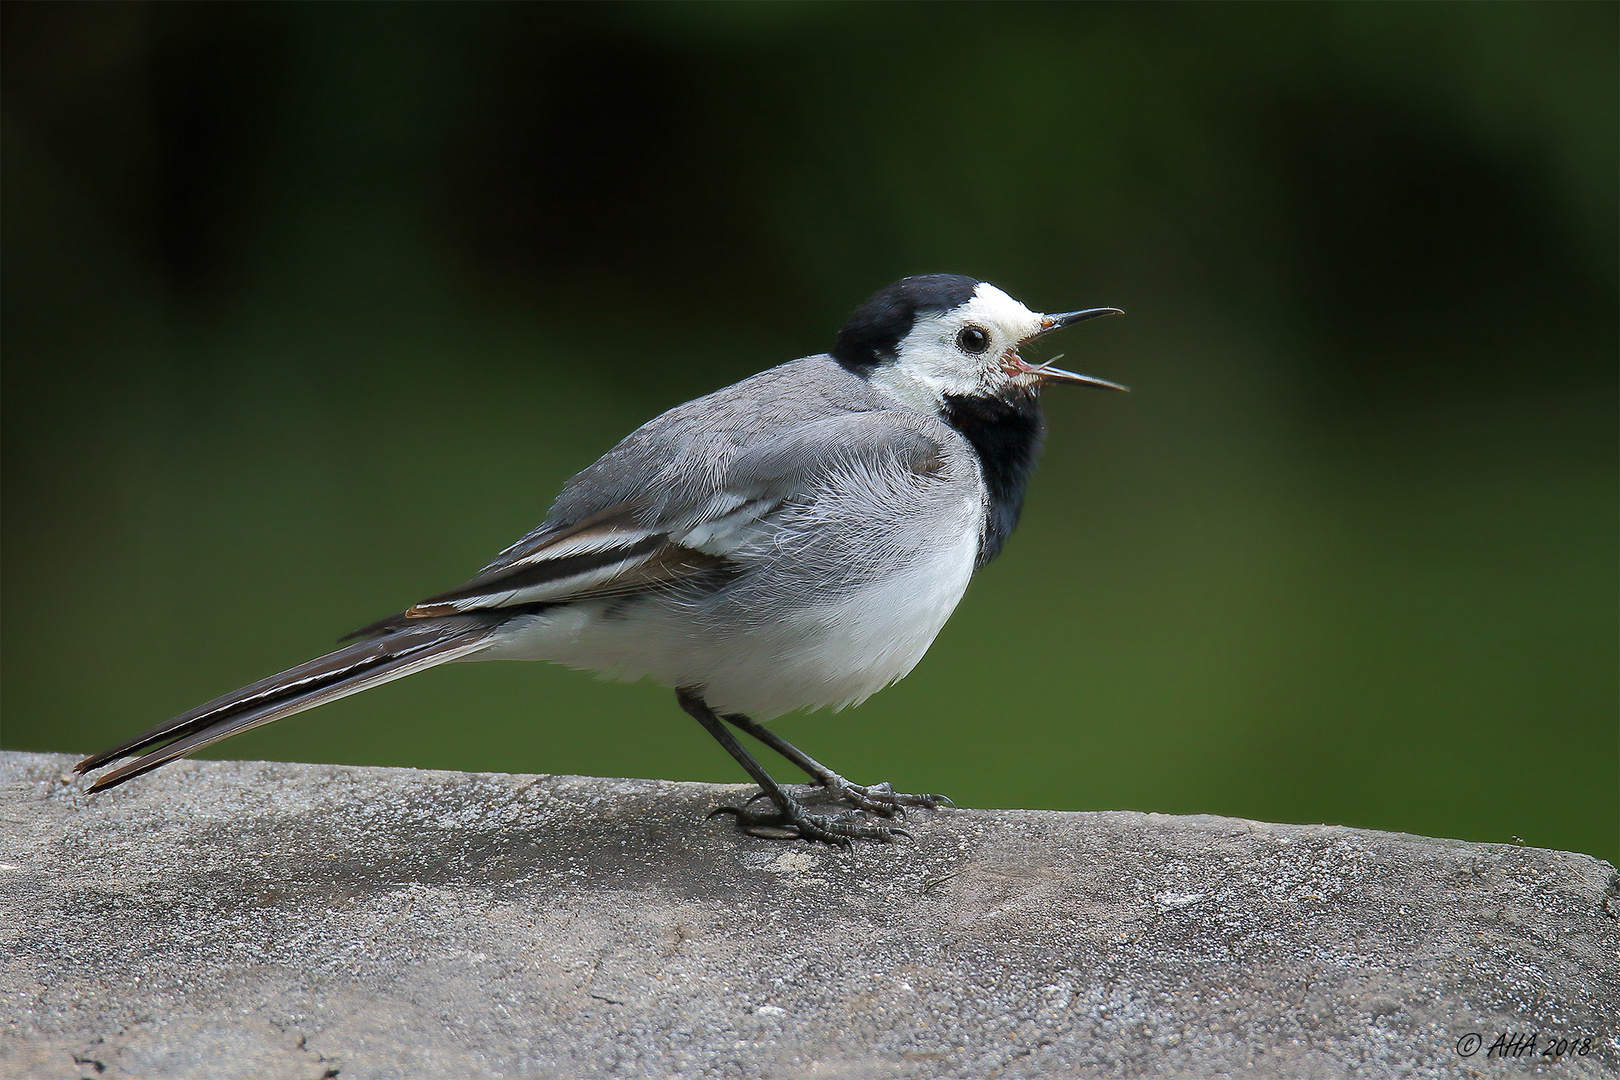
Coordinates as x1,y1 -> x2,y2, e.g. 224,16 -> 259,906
831,274 -> 1124,414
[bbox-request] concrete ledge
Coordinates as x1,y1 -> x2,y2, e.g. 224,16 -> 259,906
1,750 -> 1615,1079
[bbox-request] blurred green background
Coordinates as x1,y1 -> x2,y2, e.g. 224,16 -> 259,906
4,3 -> 1615,860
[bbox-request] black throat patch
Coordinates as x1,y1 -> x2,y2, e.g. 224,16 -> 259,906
940,390 -> 1045,567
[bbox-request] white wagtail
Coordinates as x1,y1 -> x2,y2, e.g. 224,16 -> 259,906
77,275 -> 1125,844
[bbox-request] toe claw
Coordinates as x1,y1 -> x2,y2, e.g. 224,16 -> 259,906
818,775 -> 953,816
707,798 -> 910,846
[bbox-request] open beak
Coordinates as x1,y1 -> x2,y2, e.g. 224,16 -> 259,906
1015,306 -> 1128,391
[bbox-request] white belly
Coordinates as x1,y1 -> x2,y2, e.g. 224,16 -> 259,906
479,526 -> 981,720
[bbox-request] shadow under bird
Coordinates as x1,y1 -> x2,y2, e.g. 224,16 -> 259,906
77,275 -> 1125,845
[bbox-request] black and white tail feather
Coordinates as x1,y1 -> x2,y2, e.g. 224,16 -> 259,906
74,618 -> 498,791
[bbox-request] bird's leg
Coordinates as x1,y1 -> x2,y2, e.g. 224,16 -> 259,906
719,711 -> 952,816
675,689 -> 907,846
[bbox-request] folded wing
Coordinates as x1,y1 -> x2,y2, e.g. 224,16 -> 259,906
363,410 -> 948,627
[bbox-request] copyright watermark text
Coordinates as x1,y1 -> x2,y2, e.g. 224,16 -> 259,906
1455,1032 -> 1595,1060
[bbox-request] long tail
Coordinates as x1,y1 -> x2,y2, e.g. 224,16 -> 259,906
75,617 -> 498,792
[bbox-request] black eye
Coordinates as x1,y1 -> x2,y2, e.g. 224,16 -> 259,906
956,325 -> 991,354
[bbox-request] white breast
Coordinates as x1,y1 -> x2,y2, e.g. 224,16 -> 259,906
701,521 -> 982,718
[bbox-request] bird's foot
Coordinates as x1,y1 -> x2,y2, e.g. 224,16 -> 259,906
709,798 -> 910,846
815,776 -> 954,817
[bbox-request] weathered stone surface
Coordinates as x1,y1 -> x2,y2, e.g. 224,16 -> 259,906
1,750 -> 1614,1079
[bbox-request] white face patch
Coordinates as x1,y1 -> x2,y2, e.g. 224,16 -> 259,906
866,282 -> 1048,413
